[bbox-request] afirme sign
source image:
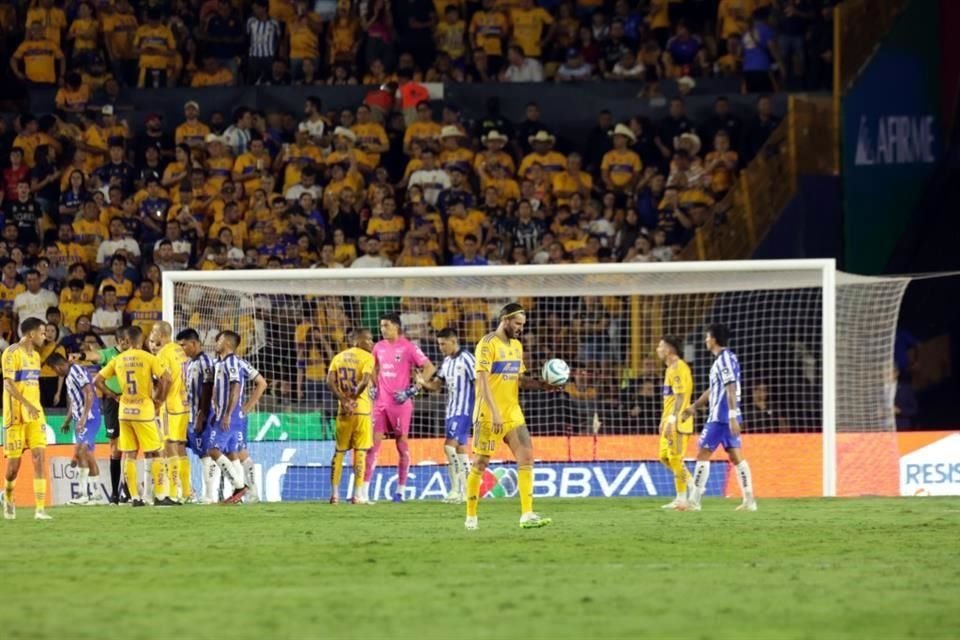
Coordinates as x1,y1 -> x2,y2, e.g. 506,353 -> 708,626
899,434 -> 960,496
854,115 -> 937,166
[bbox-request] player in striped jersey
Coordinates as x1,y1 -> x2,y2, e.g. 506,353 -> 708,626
680,324 -> 757,511
177,328 -> 218,503
48,353 -> 108,505
209,331 -> 267,504
420,328 -> 476,503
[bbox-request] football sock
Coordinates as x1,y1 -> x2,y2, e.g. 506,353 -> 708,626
79,467 -> 89,499
110,458 -> 121,499
518,464 -> 533,515
331,451 -> 345,499
242,458 -> 257,496
167,456 -> 180,499
33,479 -> 46,510
396,439 -> 411,490
205,459 -> 222,501
692,461 -> 710,503
144,462 -> 156,502
444,445 -> 459,494
231,459 -> 246,490
178,456 -> 192,498
736,460 -> 754,501
364,440 -> 381,482
89,474 -> 103,500
216,456 -> 243,490
4,480 -> 14,505
670,456 -> 687,498
124,459 -> 139,499
152,458 -> 167,500
465,468 -> 482,517
458,453 -> 471,496
352,450 -> 366,498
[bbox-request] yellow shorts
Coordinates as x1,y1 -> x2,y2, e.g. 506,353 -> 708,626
164,412 -> 190,443
3,421 -> 46,459
659,429 -> 690,461
119,419 -> 163,453
472,405 -> 526,457
335,414 -> 372,451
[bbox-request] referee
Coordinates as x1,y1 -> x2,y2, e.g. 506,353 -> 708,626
75,326 -> 129,504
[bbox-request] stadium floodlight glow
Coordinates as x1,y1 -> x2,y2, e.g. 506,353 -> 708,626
163,260 -> 910,499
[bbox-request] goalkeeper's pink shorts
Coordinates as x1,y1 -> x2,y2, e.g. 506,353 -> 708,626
373,402 -> 413,437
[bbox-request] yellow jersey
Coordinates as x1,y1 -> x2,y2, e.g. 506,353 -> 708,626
0,280 -> 25,310
191,67 -> 233,87
25,6 -> 67,45
552,170 -> 593,206
474,332 -> 525,418
99,348 -> 165,422
2,344 -> 45,425
133,24 -> 175,70
435,19 -> 467,59
470,10 -> 508,56
519,150 -> 567,177
366,215 -> 406,255
60,299 -> 95,331
403,122 -> 441,150
103,13 -> 139,60
602,149 -> 642,189
175,121 -> 211,147
289,16 -> 320,59
662,358 -> 694,434
327,347 -> 375,416
13,39 -> 62,84
125,295 -> 162,334
509,7 -> 553,57
157,341 -> 189,415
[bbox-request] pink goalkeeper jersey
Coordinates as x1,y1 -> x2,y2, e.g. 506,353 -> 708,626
373,337 -> 430,407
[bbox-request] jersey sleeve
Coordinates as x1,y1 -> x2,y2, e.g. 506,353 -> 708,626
328,353 -> 342,375
240,358 -> 260,381
150,353 -> 166,378
359,353 -> 374,379
463,352 -> 476,380
2,348 -> 18,381
99,357 -> 116,380
672,363 -> 692,396
719,353 -> 737,385
475,338 -> 493,374
411,344 -> 430,368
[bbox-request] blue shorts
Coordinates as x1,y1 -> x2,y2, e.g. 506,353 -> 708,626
699,421 -> 743,452
77,413 -> 101,452
444,415 -> 472,445
207,417 -> 247,454
187,423 -> 208,457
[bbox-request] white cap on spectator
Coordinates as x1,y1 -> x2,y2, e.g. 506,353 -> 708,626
184,100 -> 200,111
438,125 -> 465,139
674,132 -> 702,156
528,130 -> 555,144
101,105 -> 114,116
610,123 -> 637,143
333,126 -> 356,143
481,130 -> 508,145
677,76 -> 696,91
205,133 -> 224,144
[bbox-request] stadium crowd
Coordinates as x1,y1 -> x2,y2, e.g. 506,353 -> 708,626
0,0 -> 830,431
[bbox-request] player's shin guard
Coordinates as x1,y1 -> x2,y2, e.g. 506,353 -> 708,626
231,459 -> 246,489
33,479 -> 46,511
458,453 -> 471,494
518,464 -> 534,515
89,474 -> 104,500
364,440 -> 381,482
167,456 -> 180,499
465,468 -> 482,517
331,451 -> 345,499
4,480 -> 14,505
396,440 -> 411,490
444,445 -> 459,494
79,467 -> 90,498
124,459 -> 140,499
670,456 -> 687,498
352,450 -> 366,498
216,457 -> 243,490
735,460 -> 754,501
204,458 -> 221,502
178,457 -> 192,499
152,458 -> 167,500
242,458 -> 258,498
691,460 -> 710,504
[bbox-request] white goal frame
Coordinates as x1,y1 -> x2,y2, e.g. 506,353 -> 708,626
163,259 -> 840,496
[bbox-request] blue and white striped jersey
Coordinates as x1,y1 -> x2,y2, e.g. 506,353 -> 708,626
708,348 -> 742,423
66,363 -> 100,424
212,354 -> 260,422
437,349 -> 476,419
186,352 -> 214,425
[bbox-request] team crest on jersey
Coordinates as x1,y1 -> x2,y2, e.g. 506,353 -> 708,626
394,353 -> 402,362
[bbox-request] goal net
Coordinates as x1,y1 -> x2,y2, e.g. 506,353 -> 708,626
163,261 -> 910,501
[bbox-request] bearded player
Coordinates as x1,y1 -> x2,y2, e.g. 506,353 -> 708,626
326,329 -> 375,504
466,303 -> 551,530
656,335 -> 694,510
151,321 -> 192,502
359,313 -> 435,503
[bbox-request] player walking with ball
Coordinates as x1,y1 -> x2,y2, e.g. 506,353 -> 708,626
680,324 -> 757,511
466,303 -> 553,530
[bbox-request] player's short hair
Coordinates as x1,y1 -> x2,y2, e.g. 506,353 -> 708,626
499,302 -> 525,320
351,328 -> 372,343
115,325 -> 130,342
19,317 -> 45,334
176,328 -> 201,342
661,335 -> 682,355
126,325 -> 144,342
45,352 -> 68,367
706,323 -> 730,347
380,312 -> 402,328
218,330 -> 241,348
437,328 -> 458,340
101,285 -> 116,295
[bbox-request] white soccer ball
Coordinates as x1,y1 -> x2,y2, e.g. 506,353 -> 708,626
542,358 -> 570,386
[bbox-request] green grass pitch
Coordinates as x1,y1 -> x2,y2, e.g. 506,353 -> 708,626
2,497 -> 958,639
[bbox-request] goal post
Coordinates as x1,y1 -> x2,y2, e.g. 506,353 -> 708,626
162,260 -> 910,500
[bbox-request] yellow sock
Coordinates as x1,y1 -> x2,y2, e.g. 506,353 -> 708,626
124,459 -> 140,499
152,458 -> 166,498
178,456 -> 192,498
518,465 -> 533,515
353,450 -> 366,497
4,479 -> 14,504
331,451 -> 345,496
167,456 -> 180,498
33,479 -> 46,510
466,468 -> 482,517
671,456 -> 687,495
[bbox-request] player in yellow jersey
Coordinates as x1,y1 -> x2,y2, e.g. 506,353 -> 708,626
94,325 -> 171,507
656,335 -> 694,510
150,321 -> 192,502
326,329 -> 375,505
466,303 -> 552,530
2,318 -> 52,520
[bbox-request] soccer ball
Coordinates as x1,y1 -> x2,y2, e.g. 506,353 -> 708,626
542,358 -> 570,386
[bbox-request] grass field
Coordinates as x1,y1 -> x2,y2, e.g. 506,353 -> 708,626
2,497 -> 958,640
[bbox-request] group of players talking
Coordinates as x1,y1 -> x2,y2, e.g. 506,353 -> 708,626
2,301 -> 756,527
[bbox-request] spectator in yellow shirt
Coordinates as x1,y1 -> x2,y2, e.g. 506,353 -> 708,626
509,0 -> 555,58
175,101 -> 212,147
404,101 -> 442,155
66,1 -> 99,66
435,6 -> 467,66
102,0 -> 139,86
11,22 -> 65,86
470,0 -> 509,69
191,56 -> 235,87
133,7 -> 176,88
366,195 -> 406,257
289,0 -> 322,78
601,123 -> 643,194
328,2 -> 359,67
54,72 -> 90,114
552,152 -> 593,206
25,0 -> 67,46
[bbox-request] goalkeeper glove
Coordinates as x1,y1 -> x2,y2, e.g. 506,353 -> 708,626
393,385 -> 419,404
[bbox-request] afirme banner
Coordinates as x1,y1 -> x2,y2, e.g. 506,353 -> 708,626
842,0 -> 943,274
5,431 -> 959,506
